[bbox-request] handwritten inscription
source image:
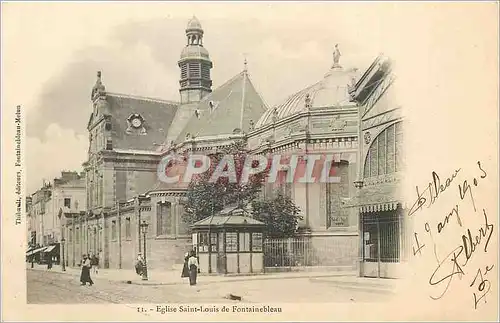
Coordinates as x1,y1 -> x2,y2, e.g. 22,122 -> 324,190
408,168 -> 461,217
409,161 -> 495,310
470,265 -> 494,309
428,209 -> 494,300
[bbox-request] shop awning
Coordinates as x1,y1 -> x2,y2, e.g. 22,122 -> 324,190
343,180 -> 406,213
44,245 -> 57,253
26,246 -> 47,256
360,202 -> 400,213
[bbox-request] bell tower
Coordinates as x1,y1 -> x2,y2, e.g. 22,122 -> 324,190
178,16 -> 213,104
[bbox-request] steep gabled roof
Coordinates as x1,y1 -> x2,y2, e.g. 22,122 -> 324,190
157,102 -> 200,152
104,93 -> 179,151
174,71 -> 268,144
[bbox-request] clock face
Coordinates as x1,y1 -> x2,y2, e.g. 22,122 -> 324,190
131,117 -> 142,128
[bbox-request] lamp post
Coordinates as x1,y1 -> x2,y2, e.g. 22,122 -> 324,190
61,237 -> 66,271
139,220 -> 149,281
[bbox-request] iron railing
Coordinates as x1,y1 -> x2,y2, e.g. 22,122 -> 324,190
263,236 -> 357,268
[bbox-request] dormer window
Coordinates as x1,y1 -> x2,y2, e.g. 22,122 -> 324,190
105,122 -> 112,131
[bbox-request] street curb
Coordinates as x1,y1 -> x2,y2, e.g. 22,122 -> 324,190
28,267 -> 358,287
309,277 -> 396,295
126,272 -> 358,286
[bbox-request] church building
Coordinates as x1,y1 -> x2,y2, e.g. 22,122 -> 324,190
61,17 -> 402,275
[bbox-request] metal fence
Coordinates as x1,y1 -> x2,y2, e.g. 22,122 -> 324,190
263,236 -> 356,268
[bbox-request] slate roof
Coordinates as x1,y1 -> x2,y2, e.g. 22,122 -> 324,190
146,177 -> 189,193
174,71 -> 268,144
157,102 -> 200,152
103,93 -> 179,151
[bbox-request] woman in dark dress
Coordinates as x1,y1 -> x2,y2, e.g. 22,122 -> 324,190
187,250 -> 199,286
80,254 -> 94,286
181,252 -> 189,278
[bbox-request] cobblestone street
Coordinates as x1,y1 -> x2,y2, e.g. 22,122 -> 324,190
27,270 -> 229,304
27,269 -> 396,304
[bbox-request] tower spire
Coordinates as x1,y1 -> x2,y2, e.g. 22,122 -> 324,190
178,17 -> 213,104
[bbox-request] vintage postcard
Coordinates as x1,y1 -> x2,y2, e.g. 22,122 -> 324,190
1,1 -> 498,322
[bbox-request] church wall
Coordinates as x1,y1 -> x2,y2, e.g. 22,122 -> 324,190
309,233 -> 358,268
89,196 -> 191,271
147,237 -> 191,270
102,163 -> 115,208
113,165 -> 158,203
147,195 -> 191,269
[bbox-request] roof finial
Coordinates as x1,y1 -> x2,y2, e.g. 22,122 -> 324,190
332,44 -> 342,68
243,54 -> 248,73
91,70 -> 105,101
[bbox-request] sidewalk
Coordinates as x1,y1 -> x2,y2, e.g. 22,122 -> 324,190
309,275 -> 397,294
27,263 -> 357,286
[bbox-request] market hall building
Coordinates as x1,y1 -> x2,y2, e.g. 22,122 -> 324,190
57,17 -> 406,277
348,55 -> 407,279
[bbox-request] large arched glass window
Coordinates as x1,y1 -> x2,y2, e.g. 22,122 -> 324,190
363,121 -> 404,178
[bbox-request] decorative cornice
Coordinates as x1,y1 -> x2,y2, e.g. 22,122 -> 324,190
363,172 -> 402,186
249,107 -> 357,138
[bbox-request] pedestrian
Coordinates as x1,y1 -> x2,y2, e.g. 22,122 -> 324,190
47,255 -> 52,270
80,254 -> 94,286
187,250 -> 199,286
135,253 -> 144,276
90,253 -> 98,275
93,253 -> 99,275
181,252 -> 189,278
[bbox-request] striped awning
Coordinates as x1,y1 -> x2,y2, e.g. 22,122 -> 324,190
360,202 -> 400,213
26,246 -> 47,256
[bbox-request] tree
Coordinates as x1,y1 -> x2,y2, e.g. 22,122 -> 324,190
251,193 -> 303,238
182,140 -> 303,239
182,140 -> 266,225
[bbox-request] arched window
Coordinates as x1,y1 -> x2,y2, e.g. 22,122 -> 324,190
363,121 -> 404,178
157,201 -> 172,236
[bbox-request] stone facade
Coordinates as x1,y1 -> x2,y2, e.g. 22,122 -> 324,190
349,55 -> 407,278
57,17 -> 390,273
26,172 -> 86,246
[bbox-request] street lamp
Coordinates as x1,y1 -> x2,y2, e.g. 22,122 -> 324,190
61,237 -> 66,271
139,220 -> 149,281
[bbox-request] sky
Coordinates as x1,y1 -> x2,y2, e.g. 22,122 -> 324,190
2,2 -> 497,194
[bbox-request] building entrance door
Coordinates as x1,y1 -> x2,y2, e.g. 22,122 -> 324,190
216,232 -> 226,273
361,207 -> 403,278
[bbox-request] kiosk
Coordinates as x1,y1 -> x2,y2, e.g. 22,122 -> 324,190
191,207 -> 265,275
